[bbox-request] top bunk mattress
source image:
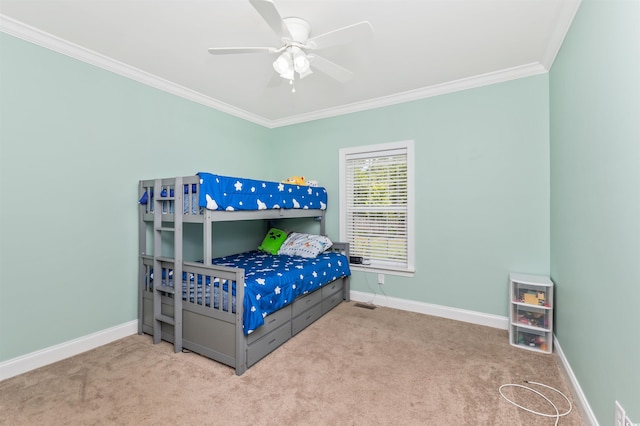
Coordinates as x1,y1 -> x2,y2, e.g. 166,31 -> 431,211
197,172 -> 327,212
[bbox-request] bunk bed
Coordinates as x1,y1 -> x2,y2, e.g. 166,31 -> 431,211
138,173 -> 351,375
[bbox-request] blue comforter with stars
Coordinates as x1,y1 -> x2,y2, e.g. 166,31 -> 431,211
197,172 -> 327,211
214,250 -> 350,335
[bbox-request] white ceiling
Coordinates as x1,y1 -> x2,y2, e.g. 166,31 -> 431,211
0,0 -> 580,128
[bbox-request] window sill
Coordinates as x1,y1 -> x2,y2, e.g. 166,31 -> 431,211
348,264 -> 415,278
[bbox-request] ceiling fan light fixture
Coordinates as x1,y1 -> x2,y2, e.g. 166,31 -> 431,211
273,47 -> 310,82
273,51 -> 293,76
291,46 -> 310,74
280,67 -> 295,81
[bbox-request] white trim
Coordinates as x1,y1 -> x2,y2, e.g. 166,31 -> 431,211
554,337 -> 599,426
0,306 -> 598,426
349,264 -> 415,277
339,140 -> 415,274
405,141 -> 415,272
0,14 -> 272,128
1,14 -> 549,129
350,290 -> 508,330
339,140 -> 414,157
541,0 -> 582,69
269,63 -> 548,128
349,290 -> 598,425
0,320 -> 138,382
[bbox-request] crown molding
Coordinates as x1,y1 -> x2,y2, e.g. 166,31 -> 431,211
0,14 -> 272,128
2,13 -> 554,130
269,62 -> 549,127
541,0 -> 582,70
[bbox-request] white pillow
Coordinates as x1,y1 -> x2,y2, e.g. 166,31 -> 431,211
278,232 -> 333,258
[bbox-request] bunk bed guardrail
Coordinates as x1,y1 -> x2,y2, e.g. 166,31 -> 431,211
138,175 -> 348,375
138,176 -> 326,229
140,255 -> 247,374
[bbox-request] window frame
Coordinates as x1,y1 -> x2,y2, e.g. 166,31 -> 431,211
339,140 -> 415,276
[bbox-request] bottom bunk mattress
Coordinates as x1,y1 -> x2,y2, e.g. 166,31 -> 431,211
155,250 -> 351,335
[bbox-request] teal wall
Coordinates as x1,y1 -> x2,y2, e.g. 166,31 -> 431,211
550,0 -> 640,423
0,30 -> 551,360
270,76 -> 551,316
1,30 -> 551,362
0,33 -> 271,360
4,5 -> 637,423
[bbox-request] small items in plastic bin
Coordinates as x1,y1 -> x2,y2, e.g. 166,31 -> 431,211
517,289 -> 550,307
516,331 -> 548,352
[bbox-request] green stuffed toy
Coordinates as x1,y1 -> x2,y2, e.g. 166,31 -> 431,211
258,228 -> 288,255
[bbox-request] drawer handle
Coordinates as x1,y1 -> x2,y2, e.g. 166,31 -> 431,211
267,317 -> 276,325
268,338 -> 276,346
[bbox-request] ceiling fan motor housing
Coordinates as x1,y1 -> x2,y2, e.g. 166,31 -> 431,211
283,17 -> 311,43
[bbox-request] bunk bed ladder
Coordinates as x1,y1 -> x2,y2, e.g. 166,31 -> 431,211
152,177 -> 184,353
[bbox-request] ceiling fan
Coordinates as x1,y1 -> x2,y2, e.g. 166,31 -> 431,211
208,0 -> 373,92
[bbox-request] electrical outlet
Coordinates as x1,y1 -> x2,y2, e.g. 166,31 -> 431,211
377,273 -> 385,285
616,401 -> 626,426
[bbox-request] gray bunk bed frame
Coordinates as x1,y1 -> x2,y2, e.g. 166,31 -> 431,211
138,175 -> 350,375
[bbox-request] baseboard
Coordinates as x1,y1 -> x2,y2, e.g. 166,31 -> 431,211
349,290 -> 509,330
349,290 -> 598,425
1,301 -> 599,426
0,320 -> 138,382
554,336 -> 599,426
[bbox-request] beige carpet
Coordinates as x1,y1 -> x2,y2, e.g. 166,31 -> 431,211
0,302 -> 585,425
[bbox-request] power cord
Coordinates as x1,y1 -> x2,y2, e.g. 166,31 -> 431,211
377,276 -> 389,304
499,381 -> 572,426
363,272 -> 378,305
362,272 -> 390,306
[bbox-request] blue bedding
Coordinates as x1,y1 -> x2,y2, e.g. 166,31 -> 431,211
197,172 -> 327,211
213,250 -> 350,334
152,250 -> 350,335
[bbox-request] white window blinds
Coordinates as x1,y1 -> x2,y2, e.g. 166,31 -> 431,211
344,146 -> 411,271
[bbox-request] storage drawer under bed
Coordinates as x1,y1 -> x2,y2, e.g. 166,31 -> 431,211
292,290 -> 322,317
321,279 -> 344,314
321,279 -> 344,299
292,303 -> 322,336
246,323 -> 291,367
247,305 -> 291,345
322,290 -> 343,314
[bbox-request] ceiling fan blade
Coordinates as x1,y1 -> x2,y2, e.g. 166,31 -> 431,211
309,55 -> 354,83
249,0 -> 292,40
307,21 -> 373,50
208,47 -> 278,55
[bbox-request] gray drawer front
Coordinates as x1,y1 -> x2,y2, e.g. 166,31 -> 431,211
322,290 -> 343,314
292,290 -> 322,317
247,305 -> 291,344
321,279 -> 344,298
292,303 -> 322,336
246,323 -> 292,367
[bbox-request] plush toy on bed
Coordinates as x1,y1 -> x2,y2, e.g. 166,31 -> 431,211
281,176 -> 307,186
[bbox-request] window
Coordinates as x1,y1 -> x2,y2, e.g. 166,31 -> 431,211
339,141 -> 415,275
